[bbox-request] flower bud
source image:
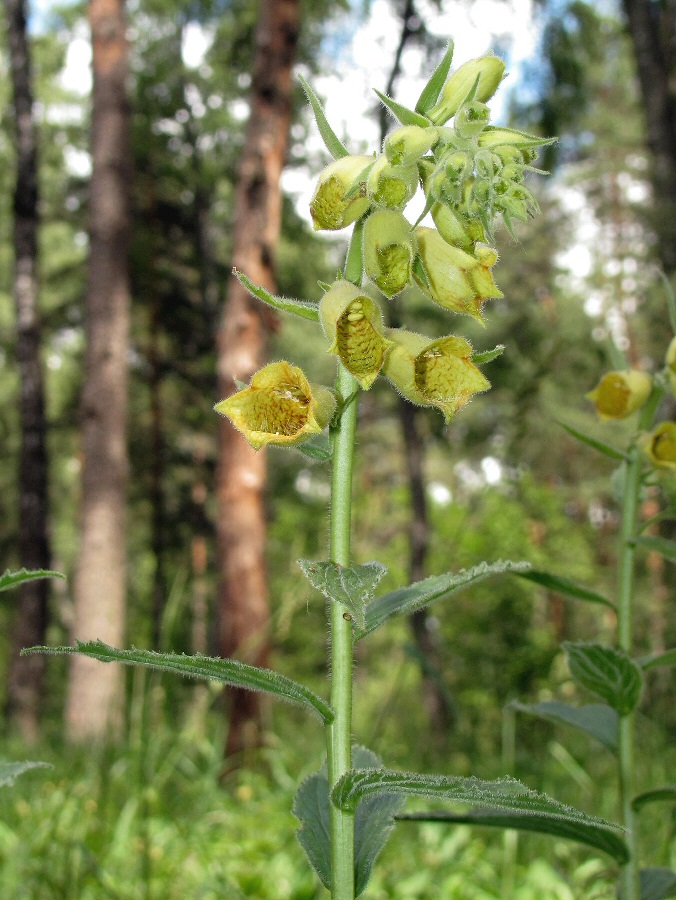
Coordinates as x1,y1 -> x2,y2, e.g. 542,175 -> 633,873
427,54 -> 506,125
363,209 -> 415,297
639,422 -> 676,471
454,100 -> 491,139
384,125 -> 439,166
414,226 -> 503,323
310,155 -> 372,230
431,202 -> 484,252
383,329 -> 490,422
666,336 -> 676,397
319,281 -> 394,389
586,370 -> 653,420
215,362 -> 336,450
366,154 -> 418,209
478,126 -> 553,159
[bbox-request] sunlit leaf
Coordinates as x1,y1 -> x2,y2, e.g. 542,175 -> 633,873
298,75 -> 349,160
515,570 -> 616,611
22,641 -> 334,724
373,89 -> 430,127
0,569 -> 65,593
564,642 -> 643,716
415,40 -> 454,114
508,700 -> 618,753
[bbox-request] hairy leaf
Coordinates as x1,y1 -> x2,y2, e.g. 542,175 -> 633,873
298,560 -> 387,629
396,806 -> 628,863
373,89 -> 431,127
234,269 -> 320,321
515,569 -> 615,611
415,40 -> 454,114
298,75 -> 349,160
557,421 -> 628,461
473,345 -> 505,366
564,643 -> 643,716
632,787 -> 676,813
358,560 -> 530,638
0,569 -> 65,593
639,868 -> 676,900
0,760 -> 50,788
509,700 -> 618,753
23,641 -> 334,724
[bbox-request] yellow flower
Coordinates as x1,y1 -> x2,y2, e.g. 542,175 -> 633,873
640,422 -> 676,471
363,210 -> 415,297
414,226 -> 502,323
319,281 -> 394,389
310,155 -> 372,231
366,154 -> 418,209
382,329 -> 490,422
214,362 -> 336,450
586,371 -> 652,420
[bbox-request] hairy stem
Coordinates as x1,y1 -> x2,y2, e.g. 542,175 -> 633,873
327,362 -> 360,900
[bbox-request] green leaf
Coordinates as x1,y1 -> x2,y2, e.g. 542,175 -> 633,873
293,747 -> 404,896
358,560 -> 530,639
630,535 -> 676,565
415,40 -> 454,114
344,219 -> 365,286
638,648 -> 676,671
632,786 -> 676,813
639,868 -> 676,900
332,770 -> 626,863
557,421 -> 628,462
0,760 -> 50,788
659,270 -> 676,335
298,75 -> 349,160
515,569 -> 616,612
564,642 -> 643,716
234,269 -> 320,321
508,700 -> 618,753
473,345 -> 505,366
373,89 -> 431,128
298,560 -> 387,630
0,568 -> 65,593
396,807 -> 628,864
295,435 -> 332,462
22,641 -> 334,724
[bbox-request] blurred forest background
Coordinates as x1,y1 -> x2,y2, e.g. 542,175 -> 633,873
1,0 -> 675,896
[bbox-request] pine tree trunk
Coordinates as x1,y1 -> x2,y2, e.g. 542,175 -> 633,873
65,0 -> 132,741
216,0 -> 300,760
4,0 -> 51,742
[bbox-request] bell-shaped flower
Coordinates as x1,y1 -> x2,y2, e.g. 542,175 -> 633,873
214,362 -> 336,450
383,329 -> 490,421
319,281 -> 394,389
586,370 -> 652,420
366,154 -> 418,209
384,125 -> 439,167
427,54 -> 505,125
363,210 -> 415,297
310,155 -> 372,231
639,422 -> 676,472
413,226 -> 503,323
454,100 -> 491,140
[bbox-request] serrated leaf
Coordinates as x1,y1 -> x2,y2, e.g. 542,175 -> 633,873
639,868 -> 676,900
0,760 -> 50,788
293,747 -> 404,896
295,435 -> 332,462
332,769 -> 626,863
564,642 -> 643,716
396,806 -> 628,864
373,89 -> 430,127
473,345 -> 505,365
0,568 -> 65,593
515,569 -> 616,612
22,641 -> 334,724
638,648 -> 676,671
298,560 -> 387,629
234,269 -> 320,321
415,40 -> 454,114
298,75 -> 349,160
557,421 -> 628,461
632,787 -> 676,813
630,535 -> 676,564
358,560 -> 530,639
508,700 -> 618,753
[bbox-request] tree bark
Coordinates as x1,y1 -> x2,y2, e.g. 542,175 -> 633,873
4,0 -> 51,742
65,0 -> 132,741
622,0 -> 676,273
216,0 -> 300,760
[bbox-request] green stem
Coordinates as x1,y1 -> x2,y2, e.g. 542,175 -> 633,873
327,362 -> 360,900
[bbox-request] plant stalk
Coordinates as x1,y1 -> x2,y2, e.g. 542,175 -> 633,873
327,362 -> 360,900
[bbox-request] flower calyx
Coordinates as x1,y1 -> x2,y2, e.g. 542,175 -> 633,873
214,362 -> 336,450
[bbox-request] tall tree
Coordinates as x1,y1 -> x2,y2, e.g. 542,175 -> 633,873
4,0 -> 51,741
216,0 -> 300,759
65,0 -> 132,740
